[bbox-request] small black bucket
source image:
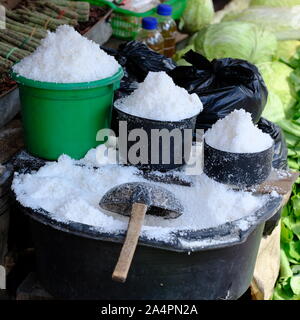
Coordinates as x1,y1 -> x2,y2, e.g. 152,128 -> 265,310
112,106 -> 199,171
203,141 -> 274,188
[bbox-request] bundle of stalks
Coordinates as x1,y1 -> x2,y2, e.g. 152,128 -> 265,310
50,0 -> 90,21
6,18 -> 47,39
5,29 -> 41,47
0,41 -> 30,62
0,56 -> 13,70
35,6 -> 77,24
43,2 -> 79,20
0,30 -> 39,52
14,8 -> 77,30
25,8 -> 76,26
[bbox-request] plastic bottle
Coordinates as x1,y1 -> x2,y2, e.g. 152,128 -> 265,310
157,4 -> 177,58
136,17 -> 164,55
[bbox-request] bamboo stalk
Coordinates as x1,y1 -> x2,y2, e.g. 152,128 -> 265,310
16,9 -> 78,29
0,31 -> 37,52
5,29 -> 41,46
0,47 -> 25,63
51,0 -> 90,10
0,56 -> 13,69
5,10 -> 24,24
0,66 -> 9,74
6,18 -> 47,39
44,2 -> 79,20
35,6 -> 74,23
16,13 -> 62,31
50,0 -> 90,21
0,42 -> 30,57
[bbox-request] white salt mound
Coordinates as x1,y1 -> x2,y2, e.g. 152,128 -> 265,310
12,154 -> 267,242
205,109 -> 273,153
115,71 -> 203,121
12,25 -> 120,83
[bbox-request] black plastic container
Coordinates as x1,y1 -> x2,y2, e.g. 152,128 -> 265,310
112,106 -> 199,171
204,141 -> 274,188
14,192 -> 281,300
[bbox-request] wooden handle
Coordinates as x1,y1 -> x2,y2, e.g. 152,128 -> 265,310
112,202 -> 147,283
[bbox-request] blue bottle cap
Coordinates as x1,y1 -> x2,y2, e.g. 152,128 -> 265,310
157,4 -> 172,16
142,17 -> 158,30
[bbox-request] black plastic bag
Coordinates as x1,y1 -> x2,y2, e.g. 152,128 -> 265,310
257,117 -> 288,171
256,117 -> 288,236
102,41 -> 176,99
168,51 -> 268,130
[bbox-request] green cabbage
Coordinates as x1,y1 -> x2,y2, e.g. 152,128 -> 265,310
192,21 -> 277,64
250,0 -> 300,7
262,91 -> 286,123
257,61 -> 296,117
213,0 -> 250,24
173,44 -> 195,61
181,0 -> 214,34
277,41 -> 300,63
173,44 -> 195,66
223,6 -> 300,40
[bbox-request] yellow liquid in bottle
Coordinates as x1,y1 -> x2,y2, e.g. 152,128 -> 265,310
159,17 -> 177,58
136,29 -> 164,55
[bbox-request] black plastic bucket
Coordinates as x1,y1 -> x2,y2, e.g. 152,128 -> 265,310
14,191 -> 281,300
203,141 -> 274,188
112,106 -> 199,171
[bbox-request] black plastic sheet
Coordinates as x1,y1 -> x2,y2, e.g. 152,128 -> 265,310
102,41 -> 176,99
257,117 -> 288,171
168,51 -> 268,130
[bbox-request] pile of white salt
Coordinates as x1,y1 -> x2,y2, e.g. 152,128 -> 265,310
12,25 -> 120,83
114,71 -> 203,121
12,153 -> 269,242
205,109 -> 273,153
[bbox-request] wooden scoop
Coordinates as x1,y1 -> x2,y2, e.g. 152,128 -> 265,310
99,182 -> 183,283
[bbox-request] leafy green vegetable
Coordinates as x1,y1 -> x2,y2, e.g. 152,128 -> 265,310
292,194 -> 300,217
261,91 -> 285,123
173,44 -> 195,62
181,0 -> 214,34
273,278 -> 295,300
290,276 -> 300,295
212,0 -> 251,24
223,6 -> 300,40
281,220 -> 294,244
192,21 -> 277,64
291,265 -> 300,275
257,62 -> 296,117
274,111 -> 300,299
280,249 -> 293,278
250,0 -> 300,7
277,41 -> 300,64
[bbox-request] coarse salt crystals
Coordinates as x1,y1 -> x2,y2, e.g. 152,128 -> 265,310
115,71 -> 203,121
13,25 -> 120,83
205,109 -> 273,153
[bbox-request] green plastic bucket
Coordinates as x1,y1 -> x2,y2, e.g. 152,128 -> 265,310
11,68 -> 123,160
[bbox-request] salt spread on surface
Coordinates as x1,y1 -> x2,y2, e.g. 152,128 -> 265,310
205,109 -> 273,153
114,71 -> 203,121
12,153 -> 268,243
12,25 -> 120,83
